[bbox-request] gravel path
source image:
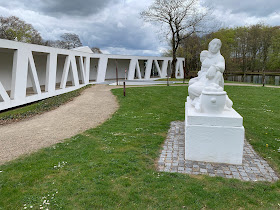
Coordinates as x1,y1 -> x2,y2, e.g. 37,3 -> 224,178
0,85 -> 119,165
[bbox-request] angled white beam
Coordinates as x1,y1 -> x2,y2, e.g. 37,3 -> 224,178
60,56 -> 70,89
78,56 -> 86,84
70,55 -> 80,87
45,52 -> 57,93
144,59 -> 153,80
128,59 -> 136,80
27,51 -> 42,95
128,59 -> 142,80
96,57 -> 108,83
135,60 -> 142,79
60,55 -> 79,89
154,60 -> 163,78
160,60 -> 169,78
0,81 -> 10,102
175,59 -> 184,79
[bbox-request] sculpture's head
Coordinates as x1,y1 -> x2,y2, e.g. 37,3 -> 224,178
200,50 -> 208,62
208,38 -> 222,54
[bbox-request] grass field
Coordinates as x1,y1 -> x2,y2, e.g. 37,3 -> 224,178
0,85 -> 279,209
156,78 -> 188,82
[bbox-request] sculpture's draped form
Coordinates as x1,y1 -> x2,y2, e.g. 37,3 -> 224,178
188,38 -> 232,114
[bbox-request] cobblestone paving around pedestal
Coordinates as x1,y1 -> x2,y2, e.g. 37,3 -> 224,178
157,121 -> 279,182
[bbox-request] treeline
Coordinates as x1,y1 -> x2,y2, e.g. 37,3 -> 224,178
0,16 -> 102,53
173,24 -> 280,75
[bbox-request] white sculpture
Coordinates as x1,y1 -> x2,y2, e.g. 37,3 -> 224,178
188,38 -> 232,113
185,38 -> 244,165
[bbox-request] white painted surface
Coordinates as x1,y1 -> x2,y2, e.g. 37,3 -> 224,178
188,39 -> 233,112
0,39 -> 184,111
185,38 -> 244,165
185,101 -> 245,165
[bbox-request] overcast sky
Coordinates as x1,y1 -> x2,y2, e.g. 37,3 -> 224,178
0,0 -> 279,56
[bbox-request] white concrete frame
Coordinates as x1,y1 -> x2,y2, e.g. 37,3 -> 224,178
0,39 -> 184,111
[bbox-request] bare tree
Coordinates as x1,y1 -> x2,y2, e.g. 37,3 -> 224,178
60,33 -> 82,49
141,0 -> 208,77
44,40 -> 66,48
235,27 -> 250,81
0,16 -> 42,44
260,26 -> 274,86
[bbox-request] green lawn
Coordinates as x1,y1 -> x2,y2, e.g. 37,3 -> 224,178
156,78 -> 188,82
0,86 -> 279,209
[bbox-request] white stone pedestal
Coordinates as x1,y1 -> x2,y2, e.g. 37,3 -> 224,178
185,100 -> 245,165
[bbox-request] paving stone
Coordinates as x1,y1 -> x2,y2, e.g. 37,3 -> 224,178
229,167 -> 238,172
207,169 -> 215,174
224,171 -> 232,175
217,173 -> 225,178
242,177 -> 250,181
158,161 -> 164,166
164,168 -> 170,172
216,170 -> 223,174
156,121 -> 279,182
232,174 -> 241,179
240,172 -> 248,177
200,168 -> 207,173
232,172 -> 240,176
172,162 -> 178,167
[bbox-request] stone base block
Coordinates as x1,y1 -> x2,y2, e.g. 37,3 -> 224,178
185,101 -> 245,165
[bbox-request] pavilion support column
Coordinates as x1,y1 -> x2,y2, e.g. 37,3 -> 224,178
10,48 -> 28,101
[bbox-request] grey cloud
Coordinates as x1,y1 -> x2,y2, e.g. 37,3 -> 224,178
0,0 -> 118,17
39,0 -> 119,17
0,0 -> 164,56
206,0 -> 280,17
80,22 -> 158,53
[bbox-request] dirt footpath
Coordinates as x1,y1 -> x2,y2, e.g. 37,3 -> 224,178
0,85 -> 119,165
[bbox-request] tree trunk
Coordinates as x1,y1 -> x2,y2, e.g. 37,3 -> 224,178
171,36 -> 177,78
262,68 -> 265,86
171,57 -> 177,78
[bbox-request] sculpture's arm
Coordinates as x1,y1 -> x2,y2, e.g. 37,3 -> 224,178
206,56 -> 225,79
213,56 -> 225,73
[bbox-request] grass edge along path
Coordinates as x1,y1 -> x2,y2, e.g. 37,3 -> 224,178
0,85 -> 92,126
0,86 -> 279,209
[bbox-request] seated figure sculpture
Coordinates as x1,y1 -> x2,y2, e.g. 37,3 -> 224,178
188,38 -> 232,111
189,50 -> 208,86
